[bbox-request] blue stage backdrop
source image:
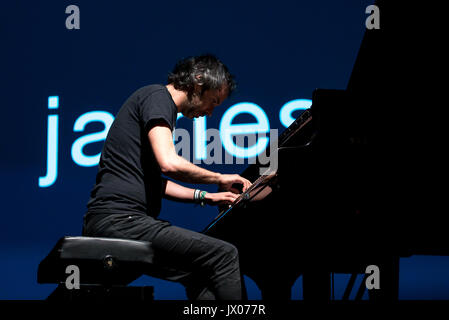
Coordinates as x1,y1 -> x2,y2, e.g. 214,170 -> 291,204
1,0 -> 448,300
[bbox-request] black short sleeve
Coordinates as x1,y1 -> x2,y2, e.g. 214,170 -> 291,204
139,88 -> 177,134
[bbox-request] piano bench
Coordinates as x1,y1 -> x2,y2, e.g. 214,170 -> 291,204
37,236 -> 156,301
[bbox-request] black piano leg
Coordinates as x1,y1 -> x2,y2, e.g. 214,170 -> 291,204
257,279 -> 293,300
240,271 -> 248,300
302,269 -> 331,301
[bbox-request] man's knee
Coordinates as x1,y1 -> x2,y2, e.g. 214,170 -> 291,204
199,236 -> 240,273
217,241 -> 239,266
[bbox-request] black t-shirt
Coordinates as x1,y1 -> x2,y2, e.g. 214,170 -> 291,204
86,84 -> 177,218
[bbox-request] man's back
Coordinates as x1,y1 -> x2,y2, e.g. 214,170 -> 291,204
86,84 -> 178,218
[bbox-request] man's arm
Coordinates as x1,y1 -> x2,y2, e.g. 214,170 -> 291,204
148,121 -> 251,191
163,179 -> 239,205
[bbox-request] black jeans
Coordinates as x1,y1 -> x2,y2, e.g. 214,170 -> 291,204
83,213 -> 242,300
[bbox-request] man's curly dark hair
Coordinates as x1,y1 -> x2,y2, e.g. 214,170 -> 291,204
167,54 -> 236,97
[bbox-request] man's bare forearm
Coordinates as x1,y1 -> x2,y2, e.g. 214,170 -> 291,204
163,178 -> 241,206
163,179 -> 195,202
163,154 -> 222,185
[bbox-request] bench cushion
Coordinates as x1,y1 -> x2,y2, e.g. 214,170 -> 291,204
38,236 -> 155,285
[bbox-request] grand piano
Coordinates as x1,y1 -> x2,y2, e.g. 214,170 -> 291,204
202,0 -> 448,300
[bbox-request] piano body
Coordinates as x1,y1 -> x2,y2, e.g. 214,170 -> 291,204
203,1 -> 448,300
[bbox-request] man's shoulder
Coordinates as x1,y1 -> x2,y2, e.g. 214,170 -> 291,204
130,84 -> 177,131
116,85 -> 171,119
133,84 -> 168,99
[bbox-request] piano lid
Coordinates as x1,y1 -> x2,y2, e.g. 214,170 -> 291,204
345,0 -> 448,250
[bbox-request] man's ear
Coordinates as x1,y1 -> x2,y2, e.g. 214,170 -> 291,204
193,83 -> 204,97
194,74 -> 203,83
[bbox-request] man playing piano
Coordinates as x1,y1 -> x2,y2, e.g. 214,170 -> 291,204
82,54 -> 251,300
